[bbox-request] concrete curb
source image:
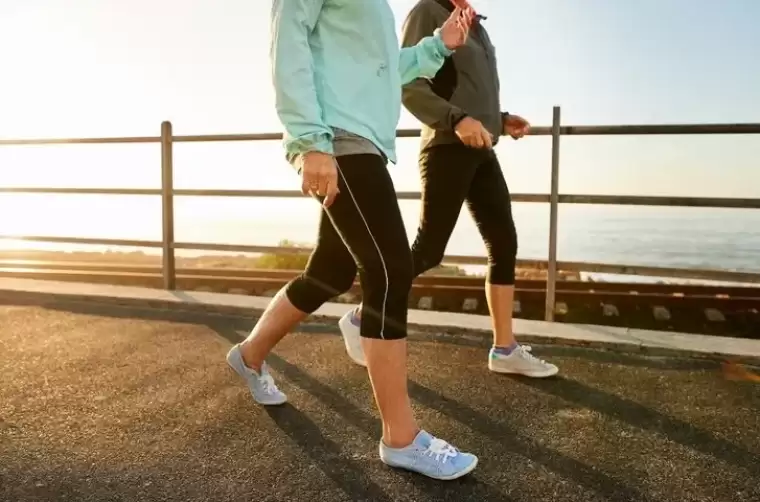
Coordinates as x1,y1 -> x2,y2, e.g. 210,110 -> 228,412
1,278 -> 759,366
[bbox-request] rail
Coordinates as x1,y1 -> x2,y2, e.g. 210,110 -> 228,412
2,106 -> 759,321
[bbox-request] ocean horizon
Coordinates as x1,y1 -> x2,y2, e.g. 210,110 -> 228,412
1,138 -> 759,284
1,195 -> 759,283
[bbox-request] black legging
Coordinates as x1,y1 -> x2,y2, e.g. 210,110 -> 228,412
285,154 -> 413,340
411,143 -> 518,284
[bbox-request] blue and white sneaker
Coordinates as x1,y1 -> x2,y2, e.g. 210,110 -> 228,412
338,308 -> 367,367
226,344 -> 287,405
488,345 -> 559,378
379,430 -> 478,480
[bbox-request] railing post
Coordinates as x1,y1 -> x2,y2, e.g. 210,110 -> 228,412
160,121 -> 176,290
545,106 -> 561,321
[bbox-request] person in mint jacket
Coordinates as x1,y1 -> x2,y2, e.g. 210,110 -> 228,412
226,0 -> 480,481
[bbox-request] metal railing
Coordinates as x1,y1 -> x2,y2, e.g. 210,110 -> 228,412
1,106 -> 759,321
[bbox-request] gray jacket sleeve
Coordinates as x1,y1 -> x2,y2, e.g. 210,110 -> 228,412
400,4 -> 467,131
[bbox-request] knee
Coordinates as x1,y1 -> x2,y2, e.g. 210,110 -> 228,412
314,262 -> 358,298
485,226 -> 518,284
330,266 -> 358,296
411,239 -> 447,276
286,262 -> 357,313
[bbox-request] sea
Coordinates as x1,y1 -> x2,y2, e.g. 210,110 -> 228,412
1,138 -> 759,284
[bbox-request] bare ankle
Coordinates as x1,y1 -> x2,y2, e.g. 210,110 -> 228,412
382,426 -> 419,449
239,341 -> 263,373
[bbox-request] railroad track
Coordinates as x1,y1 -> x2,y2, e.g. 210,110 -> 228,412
1,259 -> 758,339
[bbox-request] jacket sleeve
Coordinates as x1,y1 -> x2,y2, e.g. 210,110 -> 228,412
397,30 -> 453,85
400,4 -> 467,131
270,0 -> 334,157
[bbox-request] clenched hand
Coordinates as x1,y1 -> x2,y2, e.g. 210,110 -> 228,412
455,117 -> 493,149
299,151 -> 340,208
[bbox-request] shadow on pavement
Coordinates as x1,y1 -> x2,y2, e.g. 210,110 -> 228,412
216,326 -> 516,502
407,380 -> 648,501
264,404 -> 395,502
513,376 -> 760,477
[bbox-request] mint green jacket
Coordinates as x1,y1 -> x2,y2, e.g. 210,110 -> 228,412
270,0 -> 452,163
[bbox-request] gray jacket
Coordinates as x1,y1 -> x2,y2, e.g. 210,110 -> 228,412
401,0 -> 506,151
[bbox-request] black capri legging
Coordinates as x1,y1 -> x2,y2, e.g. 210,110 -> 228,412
411,143 -> 518,285
285,154 -> 413,340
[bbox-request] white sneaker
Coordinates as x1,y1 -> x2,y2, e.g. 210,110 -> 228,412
338,309 -> 367,367
488,345 -> 559,378
226,344 -> 288,405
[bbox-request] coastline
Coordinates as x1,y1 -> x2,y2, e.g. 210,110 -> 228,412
0,248 -> 582,281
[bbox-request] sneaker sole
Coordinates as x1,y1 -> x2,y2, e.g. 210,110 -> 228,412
341,337 -> 367,367
347,353 -> 367,368
338,317 -> 368,368
253,395 -> 288,406
488,365 -> 559,378
382,456 -> 478,480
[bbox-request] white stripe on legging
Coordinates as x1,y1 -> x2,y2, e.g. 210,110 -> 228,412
334,164 -> 389,339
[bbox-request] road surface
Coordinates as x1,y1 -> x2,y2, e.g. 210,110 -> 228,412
1,300 -> 759,501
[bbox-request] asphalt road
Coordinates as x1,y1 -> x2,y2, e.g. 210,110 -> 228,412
1,300 -> 759,502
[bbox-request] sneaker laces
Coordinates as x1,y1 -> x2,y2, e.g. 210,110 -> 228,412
424,438 -> 459,464
257,371 -> 281,396
515,345 -> 548,365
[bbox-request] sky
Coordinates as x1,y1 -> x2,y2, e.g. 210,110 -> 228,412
0,0 -> 759,199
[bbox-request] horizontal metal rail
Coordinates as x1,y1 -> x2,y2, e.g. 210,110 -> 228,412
2,112 -> 759,322
2,123 -> 760,147
2,188 -> 760,210
0,235 -> 164,248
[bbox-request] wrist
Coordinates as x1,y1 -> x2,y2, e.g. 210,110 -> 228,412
303,150 -> 332,159
451,111 -> 468,130
433,28 -> 455,55
500,112 -> 510,135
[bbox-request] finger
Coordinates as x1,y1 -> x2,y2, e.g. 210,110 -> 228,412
322,181 -> 339,208
471,134 -> 483,149
457,8 -> 470,26
461,13 -> 471,30
317,175 -> 329,197
463,7 -> 475,24
306,172 -> 320,191
301,177 -> 311,195
482,130 -> 493,148
450,6 -> 462,22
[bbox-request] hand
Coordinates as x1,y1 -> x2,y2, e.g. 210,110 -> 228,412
299,151 -> 339,208
439,6 -> 474,50
455,116 -> 493,149
503,114 -> 531,139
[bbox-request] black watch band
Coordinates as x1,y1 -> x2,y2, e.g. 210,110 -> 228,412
452,112 -> 468,128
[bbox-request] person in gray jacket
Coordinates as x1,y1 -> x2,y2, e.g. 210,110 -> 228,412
338,0 -> 559,378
